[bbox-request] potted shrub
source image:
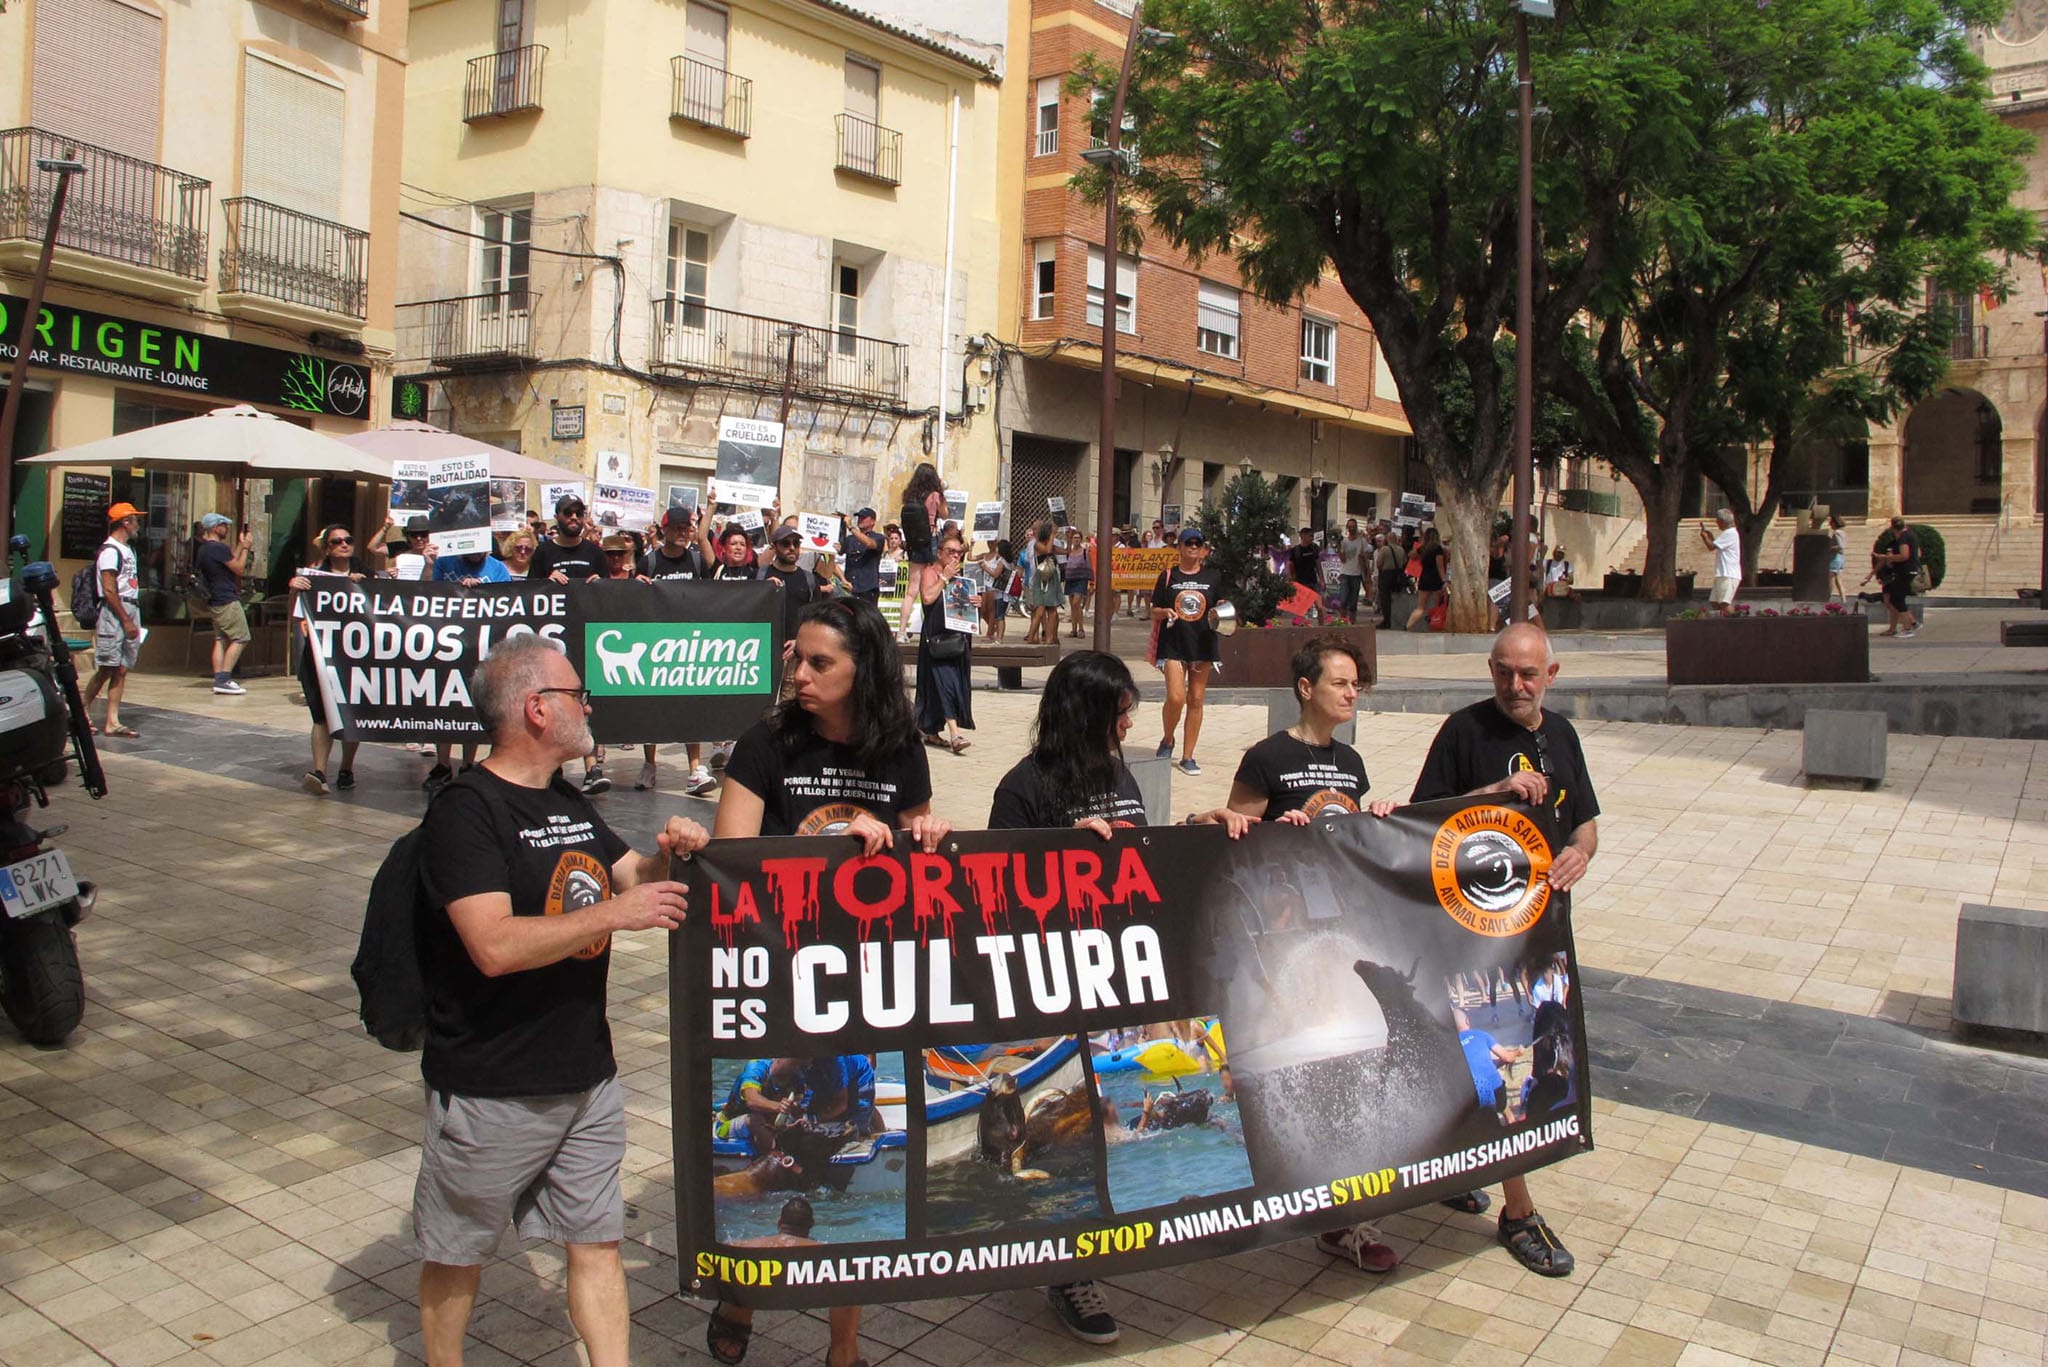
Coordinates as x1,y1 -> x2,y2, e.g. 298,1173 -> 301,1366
1665,602 -> 1869,684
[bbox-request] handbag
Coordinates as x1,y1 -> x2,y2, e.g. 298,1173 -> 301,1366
1910,566 -> 1930,595
927,632 -> 968,662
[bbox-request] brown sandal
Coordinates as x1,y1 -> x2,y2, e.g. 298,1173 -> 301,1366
706,1306 -> 752,1364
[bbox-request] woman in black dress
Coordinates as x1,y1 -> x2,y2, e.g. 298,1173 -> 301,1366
915,523 -> 975,753
1403,527 -> 1448,631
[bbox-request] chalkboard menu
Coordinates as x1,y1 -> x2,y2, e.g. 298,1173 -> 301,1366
60,472 -> 112,561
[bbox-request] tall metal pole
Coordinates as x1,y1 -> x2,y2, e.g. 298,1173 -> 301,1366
1094,2 -> 1145,655
2039,313 -> 2047,608
0,158 -> 85,542
1510,12 -> 1535,626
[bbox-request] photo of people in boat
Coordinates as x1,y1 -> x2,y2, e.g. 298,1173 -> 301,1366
708,1053 -> 908,1245
1096,1017 -> 1254,1215
922,1037 -> 1105,1237
1442,952 -> 1577,1128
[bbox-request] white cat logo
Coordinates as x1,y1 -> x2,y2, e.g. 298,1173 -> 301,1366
591,628 -> 647,686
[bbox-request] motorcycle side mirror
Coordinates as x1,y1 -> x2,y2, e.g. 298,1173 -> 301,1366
21,562 -> 57,594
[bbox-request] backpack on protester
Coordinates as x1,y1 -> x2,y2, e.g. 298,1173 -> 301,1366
352,772 -> 476,1051
70,551 -> 105,631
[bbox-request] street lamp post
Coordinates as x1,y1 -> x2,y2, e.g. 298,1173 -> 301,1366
0,153 -> 87,543
1510,0 -> 1551,626
1081,4 -> 1155,655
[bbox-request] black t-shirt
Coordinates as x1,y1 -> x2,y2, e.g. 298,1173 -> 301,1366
195,539 -> 239,606
1883,528 -> 1921,582
642,546 -> 707,580
418,767 -> 633,1097
1153,564 -> 1224,662
1412,700 -> 1600,850
763,562 -> 816,639
724,720 -> 932,836
711,561 -> 758,582
529,537 -> 606,582
1233,731 -> 1371,819
988,755 -> 1148,829
1288,543 -> 1323,588
842,531 -> 882,593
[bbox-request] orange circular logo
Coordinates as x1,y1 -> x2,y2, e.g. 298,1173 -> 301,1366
1429,805 -> 1552,937
1172,587 -> 1209,621
796,802 -> 874,837
546,849 -> 613,959
1300,790 -> 1360,818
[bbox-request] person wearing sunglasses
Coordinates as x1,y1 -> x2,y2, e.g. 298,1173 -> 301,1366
411,634 -> 706,1367
290,524 -> 372,794
529,495 -> 606,584
1406,620 -> 1599,1279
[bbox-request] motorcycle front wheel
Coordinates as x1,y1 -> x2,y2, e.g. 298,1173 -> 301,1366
0,909 -> 84,1045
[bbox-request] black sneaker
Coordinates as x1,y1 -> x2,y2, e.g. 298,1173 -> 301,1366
336,768 -> 355,791
421,763 -> 453,795
1046,1282 -> 1119,1345
301,769 -> 330,796
582,766 -> 612,795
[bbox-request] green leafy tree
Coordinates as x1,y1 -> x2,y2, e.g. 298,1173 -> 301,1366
1194,471 -> 1292,624
1545,0 -> 2034,595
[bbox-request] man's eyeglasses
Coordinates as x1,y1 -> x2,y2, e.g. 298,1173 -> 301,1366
535,686 -> 592,706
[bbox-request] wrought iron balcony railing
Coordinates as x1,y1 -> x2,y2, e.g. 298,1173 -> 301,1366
0,127 -> 210,281
648,298 -> 905,403
1948,324 -> 1991,361
671,56 -> 751,137
835,114 -> 902,185
401,290 -> 541,366
465,45 -> 547,122
219,197 -> 367,319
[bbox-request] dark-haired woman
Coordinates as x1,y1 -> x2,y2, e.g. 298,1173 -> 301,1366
708,596 -> 949,1367
915,524 -> 975,755
899,462 -> 945,598
289,524 -> 373,795
1404,527 -> 1447,632
988,649 -> 1247,1347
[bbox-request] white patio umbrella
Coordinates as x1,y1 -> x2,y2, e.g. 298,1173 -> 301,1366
19,403 -> 379,479
337,421 -> 583,485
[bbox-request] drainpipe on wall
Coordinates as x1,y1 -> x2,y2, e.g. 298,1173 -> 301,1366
934,91 -> 961,479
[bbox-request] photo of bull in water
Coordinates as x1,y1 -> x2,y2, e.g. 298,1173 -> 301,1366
707,1054 -> 908,1245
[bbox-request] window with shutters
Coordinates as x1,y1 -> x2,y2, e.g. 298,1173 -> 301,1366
30,0 -> 165,163
1086,248 -> 1136,333
479,204 -> 531,313
665,221 -> 710,330
1032,240 -> 1057,320
833,262 -> 861,356
1196,281 -> 1240,358
241,56 -> 344,221
1035,77 -> 1061,157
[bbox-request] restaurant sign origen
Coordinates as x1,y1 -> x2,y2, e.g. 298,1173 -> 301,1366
0,293 -> 369,419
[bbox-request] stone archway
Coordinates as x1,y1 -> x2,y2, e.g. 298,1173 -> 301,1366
1901,388 -> 2002,516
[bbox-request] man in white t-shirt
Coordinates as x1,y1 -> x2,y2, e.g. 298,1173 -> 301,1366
91,503 -> 145,737
1698,508 -> 1741,615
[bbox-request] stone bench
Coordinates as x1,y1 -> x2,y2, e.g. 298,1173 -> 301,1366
1801,709 -> 1886,785
1998,619 -> 2048,647
973,641 -> 1063,690
1953,903 -> 2048,1040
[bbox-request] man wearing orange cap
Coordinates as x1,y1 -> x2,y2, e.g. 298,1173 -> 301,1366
91,503 -> 145,738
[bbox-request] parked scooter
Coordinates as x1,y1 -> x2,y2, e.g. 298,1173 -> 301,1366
0,536 -> 106,1045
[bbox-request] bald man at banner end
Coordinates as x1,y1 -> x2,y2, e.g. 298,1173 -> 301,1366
1408,621 -> 1598,1278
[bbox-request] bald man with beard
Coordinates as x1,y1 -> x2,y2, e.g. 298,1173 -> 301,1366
1407,622 -> 1598,1278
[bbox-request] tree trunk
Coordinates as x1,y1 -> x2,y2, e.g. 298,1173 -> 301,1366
1637,471 -> 1688,600
1433,483 -> 1499,632
1737,507 -> 1773,584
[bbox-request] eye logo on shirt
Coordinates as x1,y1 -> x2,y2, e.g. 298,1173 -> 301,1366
1429,805 -> 1552,938
546,850 -> 613,960
1300,790 -> 1360,818
796,802 -> 877,837
1172,586 -> 1210,621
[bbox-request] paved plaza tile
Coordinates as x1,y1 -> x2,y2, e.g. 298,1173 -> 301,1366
3,660 -> 2048,1366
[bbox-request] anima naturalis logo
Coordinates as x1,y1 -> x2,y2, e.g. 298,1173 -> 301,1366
585,623 -> 771,695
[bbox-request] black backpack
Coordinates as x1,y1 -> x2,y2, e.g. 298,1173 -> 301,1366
352,774 -> 477,1051
70,551 -> 105,630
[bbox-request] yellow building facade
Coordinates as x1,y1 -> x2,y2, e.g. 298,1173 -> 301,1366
1,0 -> 406,651
397,0 -> 1005,518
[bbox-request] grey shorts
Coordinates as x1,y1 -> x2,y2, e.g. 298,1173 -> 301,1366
412,1075 -> 626,1264
94,610 -> 139,669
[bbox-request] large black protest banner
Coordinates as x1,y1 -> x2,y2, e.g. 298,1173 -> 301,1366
673,801 -> 1591,1308
298,578 -> 781,743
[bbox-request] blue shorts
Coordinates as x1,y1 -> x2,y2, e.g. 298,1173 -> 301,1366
1064,577 -> 1092,597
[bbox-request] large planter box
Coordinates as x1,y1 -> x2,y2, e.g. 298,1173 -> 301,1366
1217,622 -> 1377,688
1666,615 -> 1868,685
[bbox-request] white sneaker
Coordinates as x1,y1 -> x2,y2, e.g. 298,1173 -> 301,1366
635,762 -> 658,791
212,678 -> 246,695
684,766 -> 718,797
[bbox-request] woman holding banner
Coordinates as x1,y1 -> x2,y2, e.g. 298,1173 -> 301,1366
708,595 -> 950,1367
289,525 -> 373,795
986,650 -> 1249,1346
